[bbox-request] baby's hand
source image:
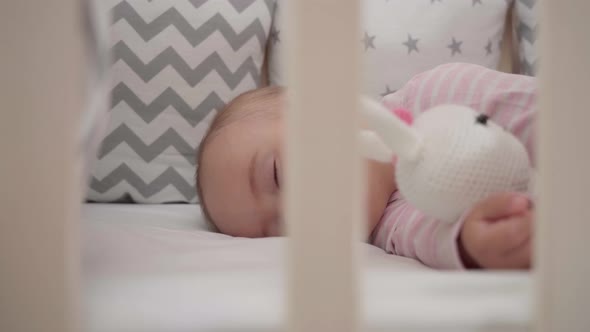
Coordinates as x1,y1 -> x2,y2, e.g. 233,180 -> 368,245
459,193 -> 533,269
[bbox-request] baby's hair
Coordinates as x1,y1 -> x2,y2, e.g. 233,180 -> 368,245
195,86 -> 285,225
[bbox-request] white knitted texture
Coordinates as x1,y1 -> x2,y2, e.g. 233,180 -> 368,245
396,105 -> 531,223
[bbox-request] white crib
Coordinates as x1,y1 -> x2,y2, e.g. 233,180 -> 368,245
1,1 -> 589,332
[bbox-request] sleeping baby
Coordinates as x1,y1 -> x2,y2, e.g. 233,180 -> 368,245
196,63 -> 535,269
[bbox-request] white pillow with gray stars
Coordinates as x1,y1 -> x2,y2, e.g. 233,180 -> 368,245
268,0 -> 511,99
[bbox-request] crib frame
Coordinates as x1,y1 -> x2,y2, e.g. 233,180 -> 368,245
0,1 -> 83,332
535,2 -> 590,331
2,1 -> 590,331
284,1 -> 362,332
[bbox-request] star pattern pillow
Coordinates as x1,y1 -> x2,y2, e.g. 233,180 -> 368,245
269,0 -> 512,99
88,0 -> 276,203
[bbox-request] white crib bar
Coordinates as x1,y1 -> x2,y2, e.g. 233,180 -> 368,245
284,1 -> 362,331
0,2 -> 83,332
536,2 -> 590,331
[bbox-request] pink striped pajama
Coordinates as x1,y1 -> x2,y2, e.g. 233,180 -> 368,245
371,63 -> 536,269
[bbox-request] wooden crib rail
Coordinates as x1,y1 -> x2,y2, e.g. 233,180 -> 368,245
284,1 -> 362,332
0,1 -> 83,332
536,2 -> 590,331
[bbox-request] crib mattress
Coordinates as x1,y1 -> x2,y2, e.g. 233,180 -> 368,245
82,203 -> 532,332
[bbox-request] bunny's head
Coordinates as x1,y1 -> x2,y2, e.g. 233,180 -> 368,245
361,99 -> 531,223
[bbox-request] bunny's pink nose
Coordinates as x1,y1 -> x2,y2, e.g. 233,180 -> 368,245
392,108 -> 413,125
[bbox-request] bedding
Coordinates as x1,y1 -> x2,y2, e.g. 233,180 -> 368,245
83,203 -> 531,332
269,0 -> 512,99
87,0 -> 276,204
81,0 -> 110,189
514,0 -> 539,75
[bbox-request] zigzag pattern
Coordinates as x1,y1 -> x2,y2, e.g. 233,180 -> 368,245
99,124 -> 196,165
223,0 -> 275,14
227,0 -> 257,13
112,1 -> 268,50
90,164 -> 196,201
112,83 -> 223,126
89,0 -> 273,203
109,62 -> 245,106
516,21 -> 537,45
109,103 -> 212,143
109,22 -> 263,66
188,0 -> 207,9
112,41 -> 260,87
518,0 -> 536,9
515,0 -> 538,76
520,59 -> 538,77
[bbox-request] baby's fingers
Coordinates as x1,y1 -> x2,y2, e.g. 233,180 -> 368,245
477,192 -> 530,221
496,213 -> 532,248
489,212 -> 533,269
502,239 -> 532,269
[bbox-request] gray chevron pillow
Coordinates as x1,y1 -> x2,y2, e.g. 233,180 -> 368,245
514,0 -> 538,76
88,0 -> 275,203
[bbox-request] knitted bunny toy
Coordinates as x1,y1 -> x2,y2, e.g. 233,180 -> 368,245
360,97 -> 532,223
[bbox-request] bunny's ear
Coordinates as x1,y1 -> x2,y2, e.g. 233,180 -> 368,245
358,130 -> 393,163
360,96 -> 422,161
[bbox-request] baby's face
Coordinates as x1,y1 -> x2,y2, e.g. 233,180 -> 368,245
200,115 -> 283,237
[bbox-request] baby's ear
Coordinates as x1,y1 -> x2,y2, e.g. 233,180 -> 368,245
392,108 -> 413,125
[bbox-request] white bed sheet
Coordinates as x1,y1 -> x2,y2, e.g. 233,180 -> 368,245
82,203 -> 532,332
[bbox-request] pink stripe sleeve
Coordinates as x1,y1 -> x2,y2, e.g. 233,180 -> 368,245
370,192 -> 465,269
401,63 -> 536,163
375,63 -> 537,269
